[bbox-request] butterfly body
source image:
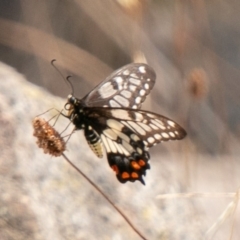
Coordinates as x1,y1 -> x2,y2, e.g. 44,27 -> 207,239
67,96 -> 104,158
64,63 -> 186,184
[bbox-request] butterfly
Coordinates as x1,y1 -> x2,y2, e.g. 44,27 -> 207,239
64,63 -> 186,184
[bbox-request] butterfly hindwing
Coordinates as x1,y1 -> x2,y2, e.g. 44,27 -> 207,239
86,107 -> 186,146
83,107 -> 186,183
81,63 -> 156,109
100,123 -> 150,184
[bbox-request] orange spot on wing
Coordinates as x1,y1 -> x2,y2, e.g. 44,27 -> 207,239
112,165 -> 119,174
122,172 -> 130,179
138,159 -> 146,166
131,161 -> 141,170
131,172 -> 139,179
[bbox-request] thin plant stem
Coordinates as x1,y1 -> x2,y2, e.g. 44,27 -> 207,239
62,153 -> 148,240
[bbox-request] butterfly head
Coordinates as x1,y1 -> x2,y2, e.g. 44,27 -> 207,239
64,94 -> 79,119
67,94 -> 77,105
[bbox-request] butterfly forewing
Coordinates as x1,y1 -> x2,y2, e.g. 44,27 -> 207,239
81,63 -> 156,109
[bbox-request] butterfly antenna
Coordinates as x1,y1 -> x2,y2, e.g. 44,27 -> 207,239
66,75 -> 74,95
51,59 -> 74,95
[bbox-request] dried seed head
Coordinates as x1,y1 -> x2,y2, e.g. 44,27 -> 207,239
33,117 -> 66,157
187,68 -> 208,100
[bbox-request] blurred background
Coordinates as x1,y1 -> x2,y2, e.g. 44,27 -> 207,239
0,0 -> 240,240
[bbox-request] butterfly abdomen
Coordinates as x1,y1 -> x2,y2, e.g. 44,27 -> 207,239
85,125 -> 103,158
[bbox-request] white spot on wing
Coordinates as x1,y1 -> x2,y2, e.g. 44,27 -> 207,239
121,121 -> 135,132
129,85 -> 137,92
120,144 -> 131,156
129,78 -> 141,86
161,132 -> 169,138
167,120 -> 176,127
139,66 -> 146,73
114,76 -> 123,83
135,97 -> 141,104
122,141 -> 134,153
103,129 -> 118,140
130,73 -> 138,78
138,122 -> 151,132
131,134 -> 140,141
118,85 -> 123,91
147,137 -> 155,143
110,100 -> 121,107
106,138 -> 117,153
107,119 -> 124,131
149,123 -> 158,130
147,113 -> 155,118
134,112 -> 143,121
169,132 -> 175,137
111,109 -> 131,119
155,119 -> 164,125
114,95 -> 129,107
123,82 -> 128,89
137,148 -> 143,154
121,90 -> 132,98
140,89 -> 146,96
101,135 -> 110,153
151,119 -> 166,130
113,141 -> 123,154
144,83 -> 149,89
154,133 -> 162,140
98,82 -> 117,98
123,70 -> 130,75
127,121 -> 146,135
112,129 -> 130,142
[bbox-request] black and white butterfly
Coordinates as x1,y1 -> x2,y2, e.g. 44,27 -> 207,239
64,63 -> 186,185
